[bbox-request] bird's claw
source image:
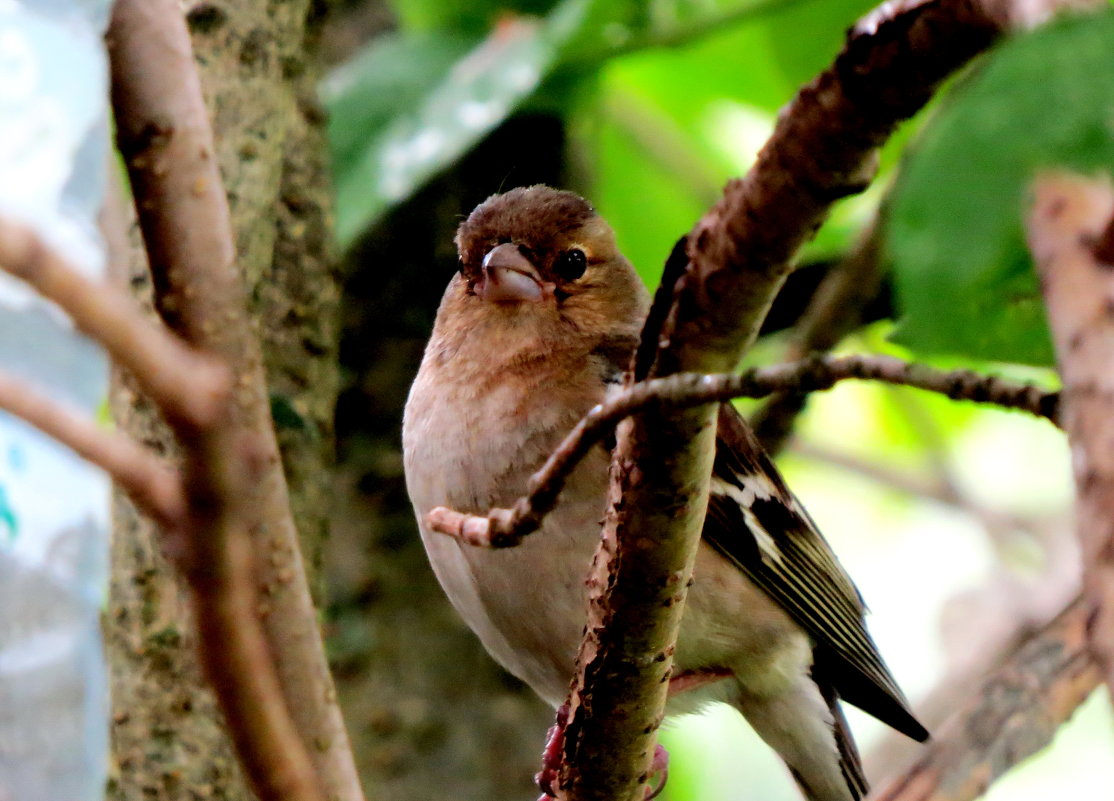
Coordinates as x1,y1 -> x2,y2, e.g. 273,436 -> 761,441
644,744 -> 670,799
534,704 -> 569,798
534,709 -> 668,800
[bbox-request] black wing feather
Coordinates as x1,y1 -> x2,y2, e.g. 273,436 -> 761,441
706,404 -> 928,743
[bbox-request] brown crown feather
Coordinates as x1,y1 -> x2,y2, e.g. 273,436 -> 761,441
455,186 -> 597,278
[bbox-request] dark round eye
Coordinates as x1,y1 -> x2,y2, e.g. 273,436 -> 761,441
554,248 -> 587,281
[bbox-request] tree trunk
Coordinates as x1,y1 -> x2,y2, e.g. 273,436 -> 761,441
107,2 -> 340,798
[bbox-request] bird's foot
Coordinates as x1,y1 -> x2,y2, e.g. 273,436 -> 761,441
534,708 -> 668,800
644,744 -> 670,800
534,703 -> 569,799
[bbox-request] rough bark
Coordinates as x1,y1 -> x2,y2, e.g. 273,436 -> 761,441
1028,170 -> 1114,697
870,596 -> 1099,801
108,199 -> 255,801
185,0 -> 340,594
107,1 -> 351,799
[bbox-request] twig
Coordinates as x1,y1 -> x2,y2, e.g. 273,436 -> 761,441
2,213 -> 321,800
1027,170 -> 1114,700
106,1 -> 360,800
0,219 -> 226,428
0,369 -> 185,529
428,354 -> 1058,547
869,595 -> 1099,801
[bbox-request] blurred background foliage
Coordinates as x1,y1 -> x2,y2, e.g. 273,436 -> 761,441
319,1 -> 1114,799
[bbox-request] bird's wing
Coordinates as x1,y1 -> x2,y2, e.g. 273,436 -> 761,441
704,404 -> 928,742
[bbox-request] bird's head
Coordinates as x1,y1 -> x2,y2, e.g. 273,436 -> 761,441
440,186 -> 649,348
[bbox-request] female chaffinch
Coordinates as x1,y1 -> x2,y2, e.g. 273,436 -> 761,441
403,185 -> 926,801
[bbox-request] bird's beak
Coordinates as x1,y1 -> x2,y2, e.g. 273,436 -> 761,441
477,243 -> 549,303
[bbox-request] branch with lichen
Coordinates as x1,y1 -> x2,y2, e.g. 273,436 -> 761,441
1028,170 -> 1114,701
869,595 -> 1098,801
429,354 -> 1058,548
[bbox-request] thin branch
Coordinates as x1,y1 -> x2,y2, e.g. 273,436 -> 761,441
0,218 -> 226,429
869,595 -> 1099,801
106,0 -> 361,800
1,213 -> 321,800
428,354 -> 1058,548
1027,170 -> 1114,700
0,369 -> 185,529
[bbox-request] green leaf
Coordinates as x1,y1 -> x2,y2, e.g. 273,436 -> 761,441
757,0 -> 879,89
324,32 -> 475,182
389,0 -> 558,34
330,0 -> 591,248
887,10 -> 1114,365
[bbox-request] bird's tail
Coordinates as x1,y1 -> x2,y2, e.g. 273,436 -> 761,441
816,678 -> 868,801
733,675 -> 867,801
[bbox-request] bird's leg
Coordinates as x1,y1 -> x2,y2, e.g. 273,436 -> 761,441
535,703 -> 569,799
644,744 -> 670,799
535,710 -> 667,801
534,667 -> 720,799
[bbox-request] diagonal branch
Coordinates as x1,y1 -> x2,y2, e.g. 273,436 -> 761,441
0,213 -> 322,801
0,369 -> 185,530
429,355 -> 1058,548
869,595 -> 1099,801
1028,170 -> 1114,699
0,219 -> 226,428
555,1 -> 1010,798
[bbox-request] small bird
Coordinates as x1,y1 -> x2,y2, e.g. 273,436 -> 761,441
402,185 -> 927,801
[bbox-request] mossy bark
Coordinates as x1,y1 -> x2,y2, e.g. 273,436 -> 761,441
107,2 -> 339,798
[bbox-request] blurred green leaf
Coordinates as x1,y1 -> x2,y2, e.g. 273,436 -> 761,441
325,32 -> 475,181
330,0 -> 591,248
888,10 -> 1114,365
584,13 -> 794,284
757,0 -> 877,88
390,0 -> 558,35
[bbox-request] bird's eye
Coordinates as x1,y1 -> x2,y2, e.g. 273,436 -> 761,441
554,248 -> 587,281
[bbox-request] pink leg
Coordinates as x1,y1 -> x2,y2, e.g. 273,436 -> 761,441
645,744 -> 670,800
535,704 -> 569,799
535,708 -> 669,800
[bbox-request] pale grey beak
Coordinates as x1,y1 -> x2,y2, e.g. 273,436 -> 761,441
477,243 -> 547,303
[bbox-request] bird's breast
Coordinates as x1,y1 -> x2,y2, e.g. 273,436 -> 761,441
403,359 -> 610,705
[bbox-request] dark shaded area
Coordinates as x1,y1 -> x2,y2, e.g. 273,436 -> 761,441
758,260 -> 893,339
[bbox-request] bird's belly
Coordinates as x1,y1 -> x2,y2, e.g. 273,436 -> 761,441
420,498 -> 601,707
404,380 -> 609,706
